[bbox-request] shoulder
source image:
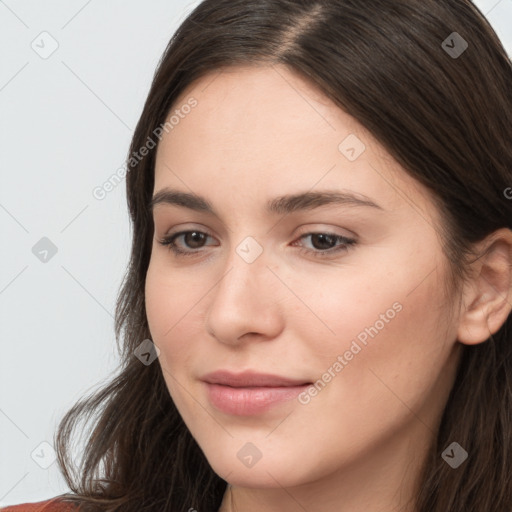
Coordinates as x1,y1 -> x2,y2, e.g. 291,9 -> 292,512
0,497 -> 79,512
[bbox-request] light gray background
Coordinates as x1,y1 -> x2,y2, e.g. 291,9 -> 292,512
1,0 -> 511,506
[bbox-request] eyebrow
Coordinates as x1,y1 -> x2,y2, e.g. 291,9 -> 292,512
149,187 -> 383,216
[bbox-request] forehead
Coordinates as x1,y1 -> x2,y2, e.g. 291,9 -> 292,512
165,64 -> 361,148
153,64 -> 434,219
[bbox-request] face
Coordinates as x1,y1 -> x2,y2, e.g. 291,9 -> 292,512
145,65 -> 463,491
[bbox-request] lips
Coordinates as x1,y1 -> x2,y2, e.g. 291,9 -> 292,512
201,370 -> 313,415
201,370 -> 312,388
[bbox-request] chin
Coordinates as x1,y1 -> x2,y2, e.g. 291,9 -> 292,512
203,447 -> 321,488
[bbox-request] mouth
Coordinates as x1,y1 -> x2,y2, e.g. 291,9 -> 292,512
201,369 -> 312,387
201,370 -> 313,415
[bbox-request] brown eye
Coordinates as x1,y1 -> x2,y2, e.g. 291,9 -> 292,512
181,231 -> 208,249
158,230 -> 216,257
293,232 -> 357,259
309,233 -> 338,250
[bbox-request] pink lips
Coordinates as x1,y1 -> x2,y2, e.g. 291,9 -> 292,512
201,370 -> 311,416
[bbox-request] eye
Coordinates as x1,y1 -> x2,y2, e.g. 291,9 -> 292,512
292,232 -> 356,259
157,230 -> 357,259
158,230 -> 216,257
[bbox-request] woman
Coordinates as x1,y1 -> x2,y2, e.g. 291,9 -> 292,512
3,0 -> 511,510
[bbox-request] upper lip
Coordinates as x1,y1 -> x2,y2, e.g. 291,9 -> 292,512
201,370 -> 311,388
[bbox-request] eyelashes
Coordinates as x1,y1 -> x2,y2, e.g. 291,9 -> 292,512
157,230 -> 357,260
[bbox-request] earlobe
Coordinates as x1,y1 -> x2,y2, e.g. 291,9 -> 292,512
457,228 -> 512,346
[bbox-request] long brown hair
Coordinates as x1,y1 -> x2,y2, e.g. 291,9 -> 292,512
53,1 -> 512,510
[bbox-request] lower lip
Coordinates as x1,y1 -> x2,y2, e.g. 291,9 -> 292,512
204,382 -> 311,416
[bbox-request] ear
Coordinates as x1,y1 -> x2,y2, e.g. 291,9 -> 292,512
457,228 -> 512,345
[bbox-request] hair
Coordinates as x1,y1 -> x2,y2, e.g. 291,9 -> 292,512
52,1 -> 512,511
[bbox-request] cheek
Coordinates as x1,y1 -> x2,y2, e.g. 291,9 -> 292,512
297,239 -> 454,384
145,266 -> 200,420
282,266 -> 457,477
145,249 -> 205,333
144,260 -> 199,371
308,261 -> 455,418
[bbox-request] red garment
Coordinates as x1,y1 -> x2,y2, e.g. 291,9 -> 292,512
0,498 -> 78,512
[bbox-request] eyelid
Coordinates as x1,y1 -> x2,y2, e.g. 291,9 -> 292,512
160,222 -> 217,238
158,226 -> 358,261
161,225 -> 353,243
161,222 -> 356,240
294,224 -> 358,241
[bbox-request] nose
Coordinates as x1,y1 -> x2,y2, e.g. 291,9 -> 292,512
204,244 -> 284,346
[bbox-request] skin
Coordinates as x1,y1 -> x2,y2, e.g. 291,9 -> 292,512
144,64 -> 512,512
